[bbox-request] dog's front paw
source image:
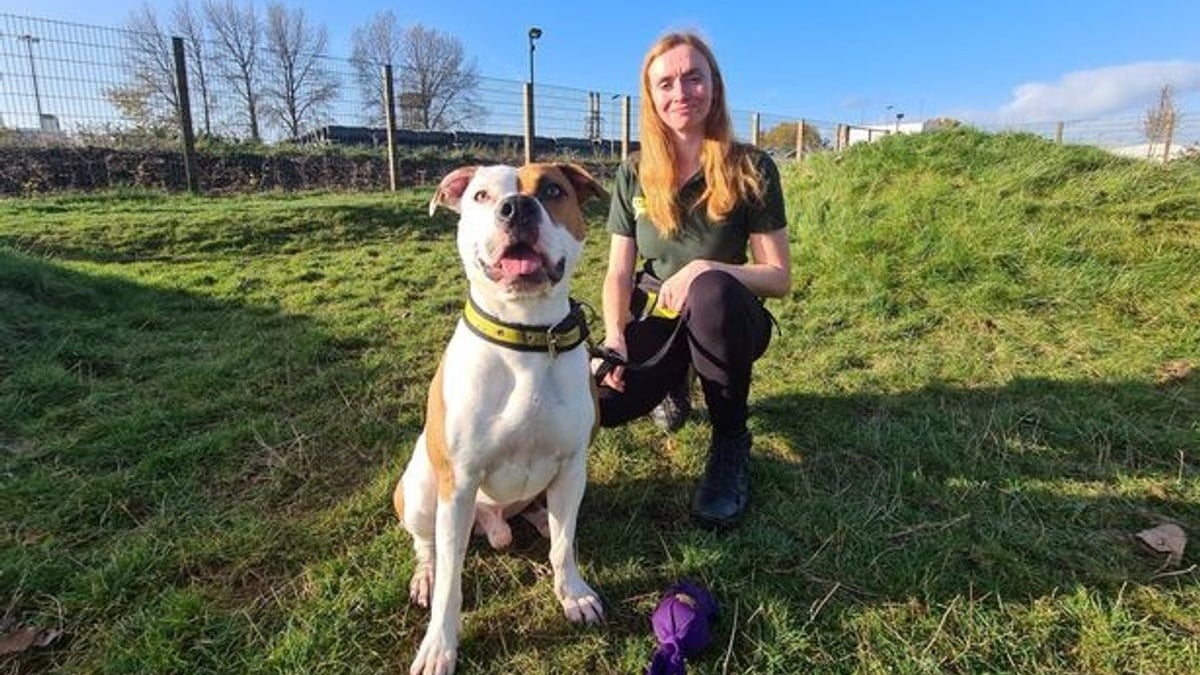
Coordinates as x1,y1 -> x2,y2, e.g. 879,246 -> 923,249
410,630 -> 457,675
409,563 -> 433,608
557,580 -> 604,624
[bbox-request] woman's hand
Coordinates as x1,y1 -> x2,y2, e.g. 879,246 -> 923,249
594,333 -> 628,391
659,259 -> 715,313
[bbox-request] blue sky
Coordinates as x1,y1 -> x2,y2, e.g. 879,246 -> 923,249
4,0 -> 1200,125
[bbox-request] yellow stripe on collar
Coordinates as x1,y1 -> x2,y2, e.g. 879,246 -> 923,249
463,296 -> 588,355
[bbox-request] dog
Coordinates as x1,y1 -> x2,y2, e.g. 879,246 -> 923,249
394,162 -> 608,675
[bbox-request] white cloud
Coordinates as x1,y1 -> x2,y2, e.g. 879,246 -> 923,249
993,61 -> 1200,123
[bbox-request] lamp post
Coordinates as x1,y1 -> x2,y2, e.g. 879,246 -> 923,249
18,34 -> 44,122
528,27 -> 542,145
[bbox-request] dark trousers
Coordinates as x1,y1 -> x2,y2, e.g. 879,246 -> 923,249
598,270 -> 773,437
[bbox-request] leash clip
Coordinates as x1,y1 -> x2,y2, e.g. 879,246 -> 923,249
545,328 -> 560,358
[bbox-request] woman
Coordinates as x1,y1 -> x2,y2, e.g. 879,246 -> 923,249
597,32 -> 791,528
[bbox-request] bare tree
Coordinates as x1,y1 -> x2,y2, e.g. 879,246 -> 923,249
349,13 -> 482,130
107,4 -> 177,133
204,0 -> 262,142
261,3 -> 338,139
396,24 -> 483,131
349,10 -> 401,126
1143,84 -> 1178,161
172,0 -> 214,136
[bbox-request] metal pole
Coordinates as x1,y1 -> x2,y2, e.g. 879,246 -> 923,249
523,82 -> 534,165
526,29 -> 540,160
621,95 -> 631,161
19,35 -> 44,121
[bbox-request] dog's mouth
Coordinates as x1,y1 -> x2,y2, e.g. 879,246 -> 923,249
480,243 -> 565,287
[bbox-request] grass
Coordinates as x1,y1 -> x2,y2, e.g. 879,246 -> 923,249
2,129 -> 1198,673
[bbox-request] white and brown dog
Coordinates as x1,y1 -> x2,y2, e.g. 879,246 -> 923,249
394,163 -> 608,675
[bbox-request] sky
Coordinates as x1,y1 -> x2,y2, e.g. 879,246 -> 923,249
3,0 -> 1200,127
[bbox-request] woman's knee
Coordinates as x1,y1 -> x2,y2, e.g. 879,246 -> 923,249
687,270 -> 741,308
685,270 -> 757,329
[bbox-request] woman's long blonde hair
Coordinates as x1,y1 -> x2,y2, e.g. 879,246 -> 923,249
638,32 -> 764,237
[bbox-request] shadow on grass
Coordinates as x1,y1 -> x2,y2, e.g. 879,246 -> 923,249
575,375 -> 1195,624
1,248 -> 416,671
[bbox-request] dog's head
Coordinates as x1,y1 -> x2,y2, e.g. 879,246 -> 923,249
429,163 -> 607,298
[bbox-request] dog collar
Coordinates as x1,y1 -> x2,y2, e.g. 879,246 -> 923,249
463,296 -> 589,356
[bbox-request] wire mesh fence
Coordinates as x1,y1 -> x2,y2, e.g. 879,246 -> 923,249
2,10 -> 1196,193
979,115 -> 1200,160
0,12 -> 633,148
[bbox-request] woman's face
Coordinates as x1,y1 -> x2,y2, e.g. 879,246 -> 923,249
647,43 -> 714,137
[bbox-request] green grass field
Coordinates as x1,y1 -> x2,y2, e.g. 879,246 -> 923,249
2,129 -> 1198,673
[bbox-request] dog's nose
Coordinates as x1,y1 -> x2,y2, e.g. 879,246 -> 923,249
496,195 -> 540,243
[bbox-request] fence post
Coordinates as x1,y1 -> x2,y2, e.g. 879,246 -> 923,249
750,113 -> 761,147
382,64 -> 398,191
621,95 -> 631,161
1163,112 -> 1174,163
795,118 -> 805,161
1055,121 -> 1064,144
171,37 -> 199,194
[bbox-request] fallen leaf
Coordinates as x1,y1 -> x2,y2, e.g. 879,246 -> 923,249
0,627 -> 38,656
0,625 -> 63,655
33,628 -> 63,648
1156,360 -> 1193,385
1135,523 -> 1187,566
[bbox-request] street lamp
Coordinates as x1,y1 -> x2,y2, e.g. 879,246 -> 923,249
528,27 -> 542,86
526,27 -> 542,161
17,34 -> 44,122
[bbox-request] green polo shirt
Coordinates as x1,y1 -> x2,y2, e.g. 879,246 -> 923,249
606,146 -> 787,280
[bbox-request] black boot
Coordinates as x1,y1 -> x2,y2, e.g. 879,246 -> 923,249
650,377 -> 692,432
690,430 -> 751,529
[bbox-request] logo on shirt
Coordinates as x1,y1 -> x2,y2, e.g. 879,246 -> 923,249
632,196 -> 647,218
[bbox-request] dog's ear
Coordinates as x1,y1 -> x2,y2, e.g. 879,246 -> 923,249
555,163 -> 609,205
429,166 -> 478,216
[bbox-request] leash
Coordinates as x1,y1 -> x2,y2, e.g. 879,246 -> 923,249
585,276 -> 781,386
586,288 -> 688,386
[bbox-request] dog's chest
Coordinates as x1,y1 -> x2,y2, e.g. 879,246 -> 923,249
441,338 -> 592,466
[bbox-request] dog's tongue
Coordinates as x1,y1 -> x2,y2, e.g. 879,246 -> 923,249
499,248 -> 541,276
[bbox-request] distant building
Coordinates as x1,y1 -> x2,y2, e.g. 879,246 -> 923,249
846,121 -> 926,146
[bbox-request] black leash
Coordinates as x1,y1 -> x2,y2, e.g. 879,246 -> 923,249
588,313 -> 687,386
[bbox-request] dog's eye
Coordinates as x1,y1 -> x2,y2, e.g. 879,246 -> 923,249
540,183 -> 564,200
472,189 -> 489,203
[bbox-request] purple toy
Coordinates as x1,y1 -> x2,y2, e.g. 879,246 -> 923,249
646,581 -> 719,675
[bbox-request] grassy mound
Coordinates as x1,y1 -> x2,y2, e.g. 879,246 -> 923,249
1,130 -> 1196,673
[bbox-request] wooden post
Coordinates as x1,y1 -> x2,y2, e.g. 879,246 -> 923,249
382,64 -> 398,191
750,112 -> 760,147
1055,121 -> 1064,144
795,119 -> 806,160
621,95 -> 631,161
172,37 -> 199,194
1163,112 -> 1174,163
524,82 -> 534,164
